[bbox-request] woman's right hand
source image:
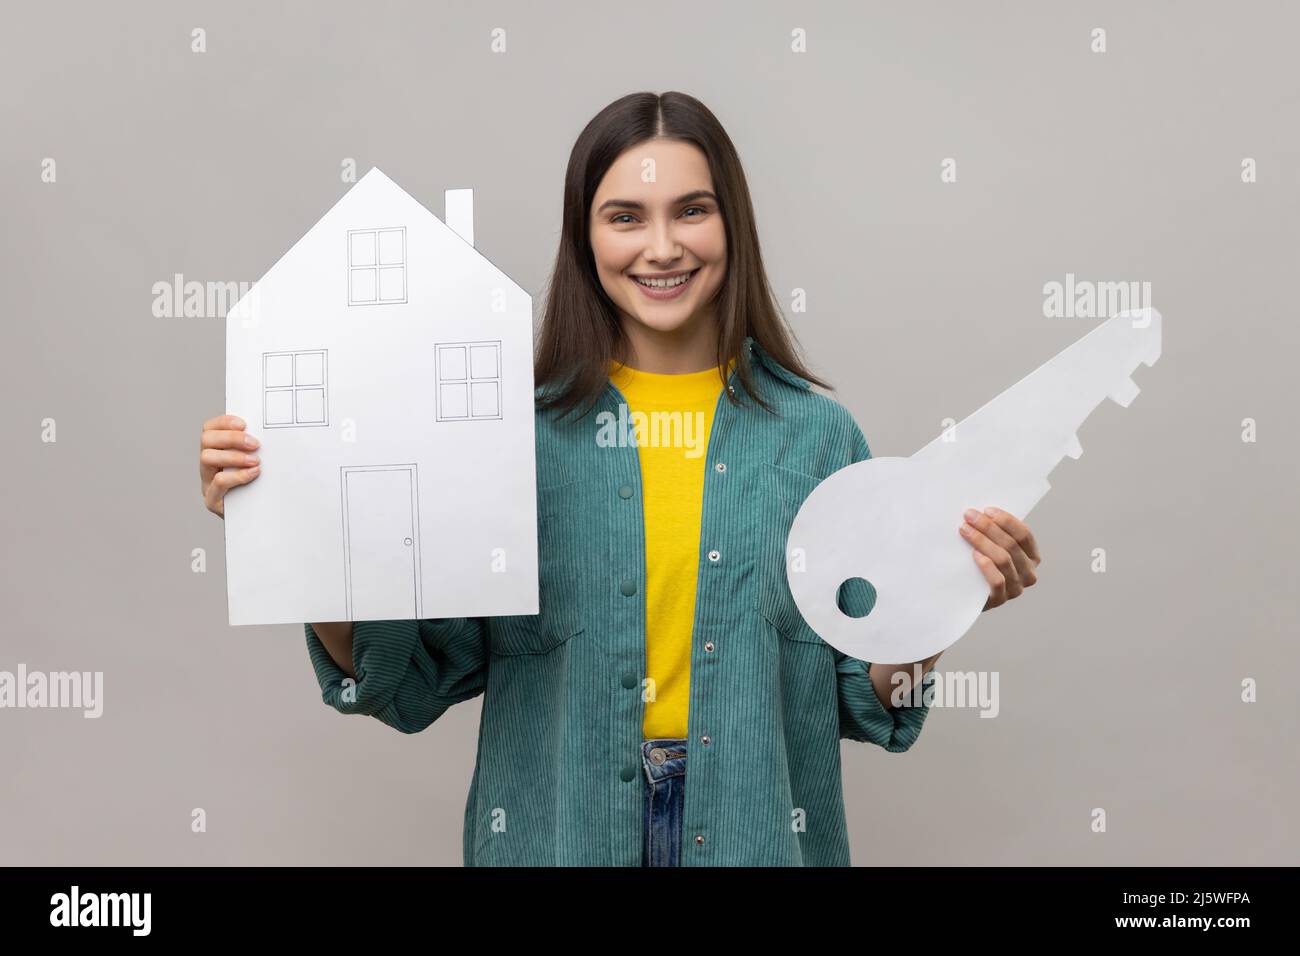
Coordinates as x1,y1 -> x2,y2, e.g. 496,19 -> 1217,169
200,414 -> 261,518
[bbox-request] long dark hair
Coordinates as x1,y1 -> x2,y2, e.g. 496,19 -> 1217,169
534,90 -> 831,421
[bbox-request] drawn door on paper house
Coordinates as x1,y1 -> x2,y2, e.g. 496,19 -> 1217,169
341,464 -> 423,620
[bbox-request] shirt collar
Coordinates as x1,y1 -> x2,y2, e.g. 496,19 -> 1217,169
744,335 -> 812,390
541,335 -> 813,404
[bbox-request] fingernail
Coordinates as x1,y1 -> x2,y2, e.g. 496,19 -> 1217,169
246,435 -> 259,448
246,455 -> 259,465
983,507 -> 998,517
959,524 -> 971,536
232,417 -> 245,428
963,508 -> 979,523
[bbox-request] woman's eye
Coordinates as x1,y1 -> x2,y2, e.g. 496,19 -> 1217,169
682,205 -> 708,219
611,213 -> 637,224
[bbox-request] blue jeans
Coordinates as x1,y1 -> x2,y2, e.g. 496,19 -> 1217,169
641,737 -> 688,867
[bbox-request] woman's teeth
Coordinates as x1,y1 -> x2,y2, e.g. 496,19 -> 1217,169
633,271 -> 694,288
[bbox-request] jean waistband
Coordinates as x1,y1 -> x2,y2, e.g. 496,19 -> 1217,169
641,737 -> 687,784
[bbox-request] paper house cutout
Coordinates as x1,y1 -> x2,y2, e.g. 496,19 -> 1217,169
224,168 -> 538,626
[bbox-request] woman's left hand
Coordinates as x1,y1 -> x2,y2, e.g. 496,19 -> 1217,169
959,507 -> 1042,611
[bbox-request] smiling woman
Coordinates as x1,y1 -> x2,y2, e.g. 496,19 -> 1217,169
200,90 -> 1042,868
593,173 -> 722,311
587,141 -> 729,368
534,92 -> 832,415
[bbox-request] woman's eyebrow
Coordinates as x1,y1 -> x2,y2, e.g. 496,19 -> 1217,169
595,190 -> 718,214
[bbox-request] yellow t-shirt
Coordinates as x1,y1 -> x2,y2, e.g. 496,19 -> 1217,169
608,357 -> 735,741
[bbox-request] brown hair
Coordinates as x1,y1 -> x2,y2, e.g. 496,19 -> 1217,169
534,90 -> 831,421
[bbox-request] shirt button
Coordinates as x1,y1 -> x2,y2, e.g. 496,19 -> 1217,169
694,834 -> 705,845
618,484 -> 634,499
621,672 -> 637,689
704,641 -> 715,653
700,735 -> 711,746
619,578 -> 637,596
714,462 -> 727,473
620,765 -> 637,782
707,550 -> 720,562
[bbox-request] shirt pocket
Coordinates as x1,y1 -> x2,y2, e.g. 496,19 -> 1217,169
489,476 -> 593,657
753,461 -> 828,645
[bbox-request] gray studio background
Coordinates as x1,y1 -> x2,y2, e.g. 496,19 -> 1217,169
2,0 -> 1297,865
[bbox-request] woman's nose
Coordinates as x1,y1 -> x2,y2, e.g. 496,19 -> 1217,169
645,220 -> 682,262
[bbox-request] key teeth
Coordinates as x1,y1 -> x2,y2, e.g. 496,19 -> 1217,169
1065,434 -> 1083,460
1109,376 -> 1141,408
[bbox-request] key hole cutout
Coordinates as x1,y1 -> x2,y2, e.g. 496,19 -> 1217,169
836,577 -> 877,619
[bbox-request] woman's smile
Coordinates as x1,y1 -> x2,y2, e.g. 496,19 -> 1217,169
629,267 -> 701,301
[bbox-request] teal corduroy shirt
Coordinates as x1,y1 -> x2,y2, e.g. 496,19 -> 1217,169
305,335 -> 931,865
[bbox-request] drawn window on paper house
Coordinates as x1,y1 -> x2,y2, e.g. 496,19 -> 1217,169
435,340 -> 503,421
348,226 -> 407,305
262,349 -> 328,428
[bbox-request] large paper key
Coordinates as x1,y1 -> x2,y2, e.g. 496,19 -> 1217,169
787,307 -> 1162,665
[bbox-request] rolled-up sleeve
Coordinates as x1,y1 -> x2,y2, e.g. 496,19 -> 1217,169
835,653 -> 932,752
832,413 -> 933,752
305,617 -> 489,734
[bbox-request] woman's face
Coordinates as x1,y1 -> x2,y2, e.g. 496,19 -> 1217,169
588,138 -> 727,340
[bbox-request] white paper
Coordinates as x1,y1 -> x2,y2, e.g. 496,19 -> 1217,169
787,308 -> 1162,663
224,168 -> 538,626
